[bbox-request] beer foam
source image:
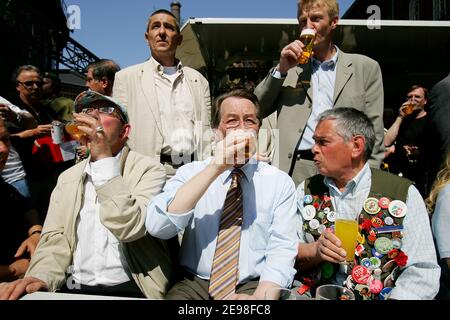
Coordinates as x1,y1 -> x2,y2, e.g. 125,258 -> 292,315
300,28 -> 316,36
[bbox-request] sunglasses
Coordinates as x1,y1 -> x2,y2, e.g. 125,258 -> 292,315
17,80 -> 44,88
80,105 -> 127,123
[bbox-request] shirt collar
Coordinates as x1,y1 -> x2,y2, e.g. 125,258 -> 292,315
219,157 -> 259,185
324,163 -> 370,196
312,46 -> 339,71
150,56 -> 183,74
84,148 -> 124,177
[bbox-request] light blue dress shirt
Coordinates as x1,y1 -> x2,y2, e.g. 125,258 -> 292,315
298,47 -> 339,150
146,158 -> 298,288
296,164 -> 440,300
432,183 -> 450,259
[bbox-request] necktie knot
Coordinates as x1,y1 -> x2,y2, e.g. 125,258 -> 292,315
231,169 -> 244,188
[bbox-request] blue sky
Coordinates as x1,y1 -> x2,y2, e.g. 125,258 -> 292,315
67,0 -> 355,68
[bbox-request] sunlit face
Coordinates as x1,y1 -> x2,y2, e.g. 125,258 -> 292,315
85,68 -> 105,94
298,4 -> 338,51
312,119 -> 354,179
83,103 -> 130,154
217,97 -> 260,138
16,70 -> 43,102
0,124 -> 10,172
145,13 -> 182,58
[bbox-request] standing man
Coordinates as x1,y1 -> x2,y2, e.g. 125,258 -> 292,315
425,73 -> 450,195
146,89 -> 298,300
0,91 -> 172,300
295,108 -> 439,300
254,0 -> 384,186
113,9 -> 212,179
85,59 -> 121,97
384,85 -> 428,196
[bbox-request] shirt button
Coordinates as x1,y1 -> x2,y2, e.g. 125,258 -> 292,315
288,153 -> 293,159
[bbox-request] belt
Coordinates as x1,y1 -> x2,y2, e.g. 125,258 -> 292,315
296,149 -> 315,161
160,152 -> 195,166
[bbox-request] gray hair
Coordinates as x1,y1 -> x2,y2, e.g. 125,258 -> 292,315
318,107 -> 375,161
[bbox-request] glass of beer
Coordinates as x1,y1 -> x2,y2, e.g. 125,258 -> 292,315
298,28 -> 316,64
402,102 -> 415,116
65,120 -> 87,140
316,284 -> 355,300
334,219 -> 359,263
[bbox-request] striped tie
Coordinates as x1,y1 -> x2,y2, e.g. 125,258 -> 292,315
208,169 -> 244,300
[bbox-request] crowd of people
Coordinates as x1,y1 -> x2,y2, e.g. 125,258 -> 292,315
0,0 -> 449,301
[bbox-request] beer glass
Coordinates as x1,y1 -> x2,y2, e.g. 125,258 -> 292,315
316,284 -> 355,300
298,28 -> 316,64
402,102 -> 415,116
334,219 -> 359,263
265,288 -> 303,300
65,120 -> 86,140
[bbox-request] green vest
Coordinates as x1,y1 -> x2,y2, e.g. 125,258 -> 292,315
300,168 -> 412,300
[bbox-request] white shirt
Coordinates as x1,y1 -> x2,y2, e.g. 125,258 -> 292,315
297,164 -> 440,300
432,183 -> 450,259
146,158 -> 298,288
151,57 -> 195,156
298,48 -> 339,150
72,151 -> 132,286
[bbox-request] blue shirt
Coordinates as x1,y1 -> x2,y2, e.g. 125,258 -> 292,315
297,164 -> 440,300
432,183 -> 450,259
146,158 -> 298,288
298,47 -> 339,150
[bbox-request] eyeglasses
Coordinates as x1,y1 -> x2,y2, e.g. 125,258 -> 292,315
80,105 -> 126,123
17,80 -> 44,88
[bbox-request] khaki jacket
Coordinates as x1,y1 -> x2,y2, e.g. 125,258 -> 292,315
26,146 -> 173,299
254,51 -> 384,178
112,60 -> 213,166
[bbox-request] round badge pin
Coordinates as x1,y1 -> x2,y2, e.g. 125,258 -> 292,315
309,219 -> 320,230
323,207 -> 331,214
327,211 -> 337,223
388,200 -> 407,218
392,238 -> 403,250
318,224 -> 327,235
304,195 -> 314,205
305,232 -> 315,244
361,258 -> 372,269
382,260 -> 397,274
302,205 -> 317,221
372,248 -> 384,259
369,257 -> 382,270
351,265 -> 371,284
371,217 -> 384,228
364,198 -> 381,215
384,217 -> 394,226
374,237 -> 394,255
378,197 -> 391,209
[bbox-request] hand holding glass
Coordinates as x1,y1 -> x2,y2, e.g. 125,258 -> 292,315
334,219 -> 359,263
65,120 -> 87,140
298,28 -> 316,64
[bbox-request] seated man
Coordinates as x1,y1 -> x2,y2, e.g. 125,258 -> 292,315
295,108 -> 440,300
0,118 -> 42,282
0,91 -> 172,300
146,89 -> 298,300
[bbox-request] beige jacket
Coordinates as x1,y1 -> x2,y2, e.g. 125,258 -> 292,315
112,60 -> 213,167
254,51 -> 384,176
26,146 -> 173,299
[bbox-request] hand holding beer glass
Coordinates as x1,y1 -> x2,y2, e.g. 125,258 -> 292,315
399,101 -> 416,118
298,28 -> 316,65
65,120 -> 87,141
334,218 -> 359,264
213,129 -> 257,170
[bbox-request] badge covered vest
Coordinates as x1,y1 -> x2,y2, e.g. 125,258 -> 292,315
300,168 -> 412,300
